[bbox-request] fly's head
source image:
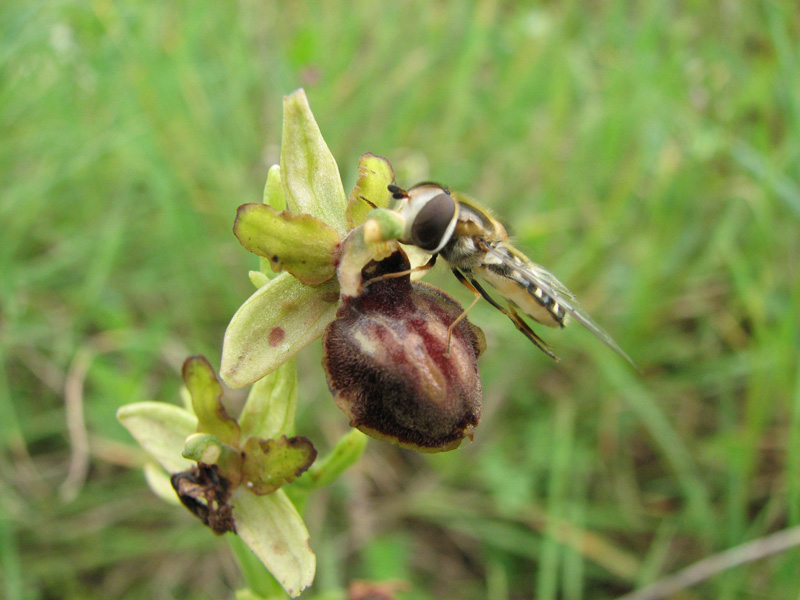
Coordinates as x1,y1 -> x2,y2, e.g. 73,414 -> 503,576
389,183 -> 458,253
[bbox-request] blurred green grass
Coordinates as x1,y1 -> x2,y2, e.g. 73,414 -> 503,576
2,1 -> 799,599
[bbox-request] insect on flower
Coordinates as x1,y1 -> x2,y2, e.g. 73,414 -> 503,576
379,182 -> 635,366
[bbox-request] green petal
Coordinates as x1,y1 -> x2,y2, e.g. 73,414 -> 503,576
241,435 -> 317,495
220,272 -> 338,388
280,89 -> 348,235
231,488 -> 316,598
234,203 -> 340,285
262,164 -> 286,211
260,165 -> 286,278
183,356 -> 241,446
239,359 -> 298,441
248,270 -> 270,289
346,153 -> 396,228
116,402 -> 197,473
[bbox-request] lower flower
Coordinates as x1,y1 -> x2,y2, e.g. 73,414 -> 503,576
171,463 -> 237,535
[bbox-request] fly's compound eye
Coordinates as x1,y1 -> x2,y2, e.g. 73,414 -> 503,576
410,192 -> 456,252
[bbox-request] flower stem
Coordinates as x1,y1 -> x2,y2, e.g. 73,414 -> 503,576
293,428 -> 368,490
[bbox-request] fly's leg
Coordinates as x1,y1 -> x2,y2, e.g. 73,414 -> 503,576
452,269 -> 560,362
363,254 -> 437,286
443,268 -> 484,355
503,302 -> 559,362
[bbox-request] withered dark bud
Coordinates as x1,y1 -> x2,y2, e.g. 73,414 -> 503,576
171,463 -> 236,535
323,250 -> 485,452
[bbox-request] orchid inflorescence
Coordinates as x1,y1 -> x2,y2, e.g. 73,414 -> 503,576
117,89 -> 483,598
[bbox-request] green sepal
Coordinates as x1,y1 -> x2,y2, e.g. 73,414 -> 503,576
346,153 -> 395,228
220,272 -> 338,388
182,356 -> 241,446
116,402 -> 198,474
241,435 -> 317,495
280,89 -> 348,235
239,358 -> 298,441
231,488 -> 316,597
234,204 -> 340,285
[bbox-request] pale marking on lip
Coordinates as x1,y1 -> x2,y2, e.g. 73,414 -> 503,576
352,329 -> 378,357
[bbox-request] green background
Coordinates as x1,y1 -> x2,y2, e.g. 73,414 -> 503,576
2,1 -> 799,599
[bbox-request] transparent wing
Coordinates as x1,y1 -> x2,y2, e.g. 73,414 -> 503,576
483,243 -> 635,367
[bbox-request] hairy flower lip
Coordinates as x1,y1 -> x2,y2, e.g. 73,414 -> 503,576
323,249 -> 485,453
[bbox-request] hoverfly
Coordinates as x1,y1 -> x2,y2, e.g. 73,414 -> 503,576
383,182 -> 634,366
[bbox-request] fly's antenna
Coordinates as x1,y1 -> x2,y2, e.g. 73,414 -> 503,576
388,184 -> 408,200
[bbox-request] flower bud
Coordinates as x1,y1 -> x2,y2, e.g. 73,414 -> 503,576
323,250 -> 485,452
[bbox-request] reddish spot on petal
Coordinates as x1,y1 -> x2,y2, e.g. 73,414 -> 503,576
269,327 -> 286,347
272,539 -> 289,556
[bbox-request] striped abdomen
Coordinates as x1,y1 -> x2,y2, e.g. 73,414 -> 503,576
476,260 -> 567,329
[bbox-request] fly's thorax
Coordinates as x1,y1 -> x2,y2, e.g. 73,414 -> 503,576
438,198 -> 507,270
439,234 -> 486,270
395,183 -> 458,253
451,196 -> 508,241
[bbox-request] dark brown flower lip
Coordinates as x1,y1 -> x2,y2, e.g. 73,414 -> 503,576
323,249 -> 484,452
